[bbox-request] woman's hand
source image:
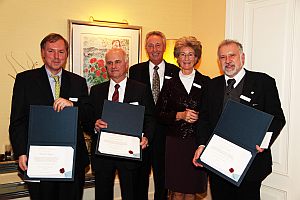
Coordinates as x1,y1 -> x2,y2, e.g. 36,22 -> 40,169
176,108 -> 199,123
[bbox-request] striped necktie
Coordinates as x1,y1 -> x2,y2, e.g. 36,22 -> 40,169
112,84 -> 120,102
52,75 -> 60,99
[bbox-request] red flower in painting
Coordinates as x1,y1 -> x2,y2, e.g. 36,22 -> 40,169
97,59 -> 105,67
83,67 -> 89,73
95,70 -> 101,77
102,73 -> 107,79
101,67 -> 106,73
90,67 -> 95,72
90,58 -> 97,64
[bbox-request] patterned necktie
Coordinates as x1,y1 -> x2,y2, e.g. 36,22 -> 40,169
52,75 -> 60,99
152,66 -> 160,104
112,84 -> 120,102
226,78 -> 236,94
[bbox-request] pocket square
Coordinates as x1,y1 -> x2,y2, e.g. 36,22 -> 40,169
129,102 -> 139,105
164,76 -> 172,80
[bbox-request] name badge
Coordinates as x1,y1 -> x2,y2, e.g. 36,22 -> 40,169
192,83 -> 202,89
239,95 -> 251,102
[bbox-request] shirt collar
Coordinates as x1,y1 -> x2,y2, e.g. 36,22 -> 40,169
45,67 -> 62,79
149,60 -> 166,70
110,77 -> 127,89
224,68 -> 246,87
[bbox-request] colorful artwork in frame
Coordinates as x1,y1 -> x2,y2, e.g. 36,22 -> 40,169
69,20 -> 142,90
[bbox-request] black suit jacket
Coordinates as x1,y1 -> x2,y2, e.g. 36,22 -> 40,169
9,66 -> 90,171
129,60 -> 179,142
88,79 -> 155,170
129,60 -> 179,106
197,69 -> 286,181
156,71 -> 210,138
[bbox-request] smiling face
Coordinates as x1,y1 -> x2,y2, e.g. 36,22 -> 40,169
41,39 -> 68,75
145,35 -> 166,65
218,43 -> 245,78
177,46 -> 198,74
105,48 -> 128,83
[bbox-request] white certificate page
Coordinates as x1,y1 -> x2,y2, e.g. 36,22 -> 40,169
27,146 -> 74,179
200,134 -> 252,182
98,131 -> 140,159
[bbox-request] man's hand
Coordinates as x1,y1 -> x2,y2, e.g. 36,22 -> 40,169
18,155 -> 28,171
95,119 -> 108,132
192,145 -> 205,167
53,98 -> 73,112
140,137 -> 149,149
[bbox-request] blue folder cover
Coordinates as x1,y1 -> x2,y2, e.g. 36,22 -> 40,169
95,100 -> 145,160
25,105 -> 78,181
199,100 -> 273,186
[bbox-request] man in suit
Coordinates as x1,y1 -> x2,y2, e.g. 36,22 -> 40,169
129,31 -> 179,200
9,33 -> 90,200
89,48 -> 154,200
193,39 -> 286,200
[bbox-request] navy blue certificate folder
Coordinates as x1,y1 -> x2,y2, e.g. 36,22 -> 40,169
199,100 -> 273,186
25,105 -> 78,181
95,100 -> 145,160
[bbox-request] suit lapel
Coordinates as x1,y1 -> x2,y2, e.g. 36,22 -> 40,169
189,72 -> 204,97
124,79 -> 132,103
36,66 -> 55,103
241,71 -> 256,106
164,61 -> 178,81
214,76 -> 226,112
60,69 -> 70,99
143,61 -> 151,87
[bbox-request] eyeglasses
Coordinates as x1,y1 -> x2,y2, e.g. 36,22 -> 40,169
179,52 -> 195,59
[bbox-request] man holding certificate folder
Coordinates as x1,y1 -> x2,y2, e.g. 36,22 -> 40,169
193,39 -> 286,200
88,48 -> 154,200
9,33 -> 90,200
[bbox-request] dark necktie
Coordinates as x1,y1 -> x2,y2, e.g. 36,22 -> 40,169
112,84 -> 120,102
226,78 -> 236,94
152,66 -> 160,104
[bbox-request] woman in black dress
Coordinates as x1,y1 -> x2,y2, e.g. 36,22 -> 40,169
156,36 -> 210,200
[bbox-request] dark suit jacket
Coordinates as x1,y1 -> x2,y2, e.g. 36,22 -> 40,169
156,71 -> 210,138
9,66 -> 90,172
88,79 -> 155,170
129,60 -> 179,106
197,69 -> 286,181
129,60 -> 179,142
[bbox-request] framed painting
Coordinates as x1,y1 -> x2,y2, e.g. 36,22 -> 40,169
68,20 -> 142,89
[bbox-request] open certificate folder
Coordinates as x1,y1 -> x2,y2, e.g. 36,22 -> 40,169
96,100 -> 145,161
25,105 -> 78,181
198,100 -> 274,186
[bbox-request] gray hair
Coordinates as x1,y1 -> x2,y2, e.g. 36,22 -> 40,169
145,31 -> 166,47
174,36 -> 202,64
217,39 -> 243,57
